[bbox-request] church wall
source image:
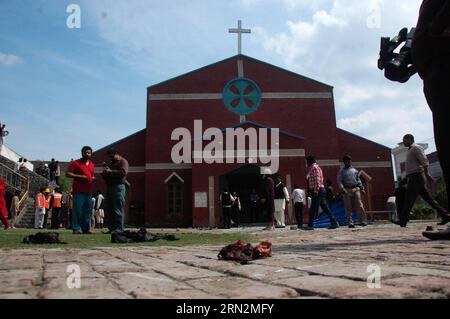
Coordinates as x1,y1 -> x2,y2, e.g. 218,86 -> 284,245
145,169 -> 193,227
337,129 -> 392,162
93,129 -> 146,166
248,99 -> 340,159
146,100 -> 237,163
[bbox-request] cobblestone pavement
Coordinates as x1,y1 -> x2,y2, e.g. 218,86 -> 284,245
1,223 -> 449,299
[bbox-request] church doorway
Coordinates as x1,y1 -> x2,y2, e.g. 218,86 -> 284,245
219,165 -> 266,225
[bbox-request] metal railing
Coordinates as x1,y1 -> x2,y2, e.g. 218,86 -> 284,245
0,162 -> 29,196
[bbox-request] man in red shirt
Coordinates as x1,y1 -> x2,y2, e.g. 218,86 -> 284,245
412,0 -> 450,213
0,175 -> 12,230
66,146 -> 95,234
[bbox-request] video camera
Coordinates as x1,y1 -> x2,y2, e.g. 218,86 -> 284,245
378,27 -> 417,83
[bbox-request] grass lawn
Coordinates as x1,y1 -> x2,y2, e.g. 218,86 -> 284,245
0,228 -> 256,250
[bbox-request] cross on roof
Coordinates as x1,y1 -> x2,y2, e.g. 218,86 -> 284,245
228,20 -> 251,55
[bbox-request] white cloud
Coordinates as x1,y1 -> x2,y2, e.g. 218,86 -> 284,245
338,105 -> 434,149
313,10 -> 347,27
283,0 -> 330,10
0,51 -> 22,66
337,82 -> 420,109
239,0 -> 262,7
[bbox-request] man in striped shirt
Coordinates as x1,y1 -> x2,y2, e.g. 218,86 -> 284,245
306,156 -> 339,230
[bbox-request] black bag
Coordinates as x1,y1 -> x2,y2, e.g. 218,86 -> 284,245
23,232 -> 67,244
111,228 -> 180,243
111,232 -> 132,243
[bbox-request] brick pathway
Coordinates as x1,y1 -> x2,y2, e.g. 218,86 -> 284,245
0,223 -> 449,299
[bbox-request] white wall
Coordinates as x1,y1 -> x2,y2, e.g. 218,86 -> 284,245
0,144 -> 34,171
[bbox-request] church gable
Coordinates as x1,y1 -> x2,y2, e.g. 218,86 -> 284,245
147,55 -> 333,96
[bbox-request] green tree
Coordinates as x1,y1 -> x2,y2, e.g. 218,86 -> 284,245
58,174 -> 72,193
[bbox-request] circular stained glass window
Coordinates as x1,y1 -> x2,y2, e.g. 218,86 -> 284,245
222,78 -> 261,115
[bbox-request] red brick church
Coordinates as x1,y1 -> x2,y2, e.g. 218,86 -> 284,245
93,54 -> 394,227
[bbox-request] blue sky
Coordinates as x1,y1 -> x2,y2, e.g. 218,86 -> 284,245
0,0 -> 436,161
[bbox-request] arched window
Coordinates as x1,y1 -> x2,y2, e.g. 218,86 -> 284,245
165,173 -> 184,215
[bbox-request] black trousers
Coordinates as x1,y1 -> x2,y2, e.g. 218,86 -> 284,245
43,209 -> 49,228
250,202 -> 259,222
232,206 -> 240,227
424,58 -> 450,209
222,207 -> 232,228
294,202 -> 304,227
400,173 -> 448,225
51,207 -> 61,229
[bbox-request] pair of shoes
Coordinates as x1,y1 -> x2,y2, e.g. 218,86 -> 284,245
348,224 -> 355,229
72,230 -> 82,234
360,222 -> 368,227
302,226 -> 314,231
328,223 -> 339,229
275,225 -> 286,229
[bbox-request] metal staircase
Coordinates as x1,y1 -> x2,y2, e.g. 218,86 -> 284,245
0,161 -> 31,227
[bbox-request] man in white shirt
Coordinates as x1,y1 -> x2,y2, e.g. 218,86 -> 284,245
393,134 -> 450,227
274,176 -> 290,228
94,191 -> 105,229
291,184 -> 306,229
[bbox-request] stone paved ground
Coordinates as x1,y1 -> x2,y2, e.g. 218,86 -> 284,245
0,223 -> 449,299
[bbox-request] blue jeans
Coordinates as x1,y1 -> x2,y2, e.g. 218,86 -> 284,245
107,184 -> 126,233
309,187 -> 337,227
72,193 -> 93,232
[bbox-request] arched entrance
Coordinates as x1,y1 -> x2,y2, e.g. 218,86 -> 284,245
219,165 -> 266,224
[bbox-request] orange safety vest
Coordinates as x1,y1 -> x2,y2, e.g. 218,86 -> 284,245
35,193 -> 45,209
45,195 -> 51,209
53,193 -> 62,208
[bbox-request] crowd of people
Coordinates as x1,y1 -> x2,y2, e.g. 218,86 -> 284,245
35,158 -> 61,184
219,138 -> 450,232
0,145 -> 129,232
32,186 -> 105,231
219,154 -> 372,231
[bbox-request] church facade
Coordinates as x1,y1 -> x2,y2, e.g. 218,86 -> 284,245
93,54 -> 394,227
